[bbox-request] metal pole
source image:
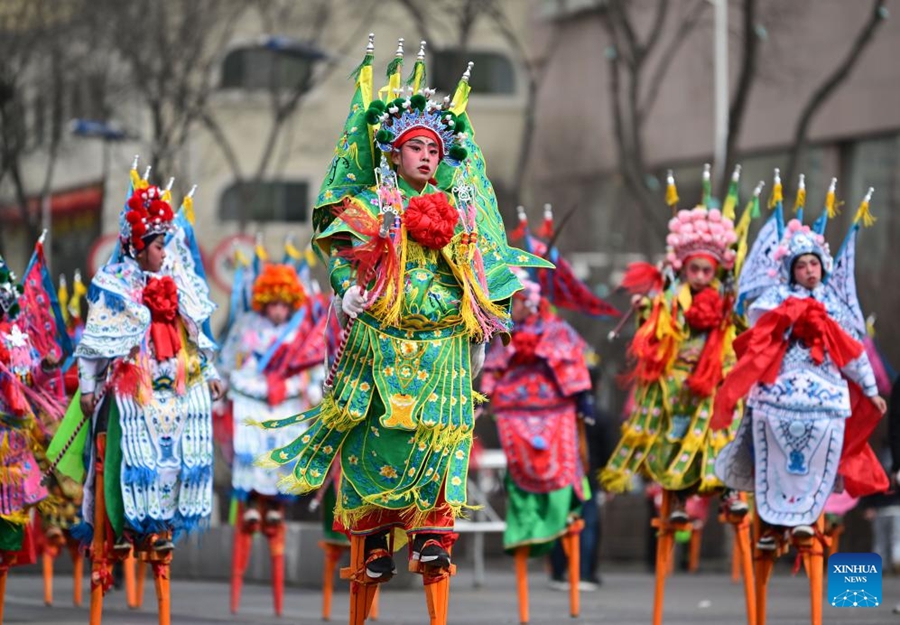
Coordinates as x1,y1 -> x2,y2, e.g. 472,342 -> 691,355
711,0 -> 729,196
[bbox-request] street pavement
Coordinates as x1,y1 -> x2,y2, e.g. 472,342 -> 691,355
3,563 -> 899,624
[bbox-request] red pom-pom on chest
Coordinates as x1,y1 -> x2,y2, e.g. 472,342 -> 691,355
404,192 -> 459,250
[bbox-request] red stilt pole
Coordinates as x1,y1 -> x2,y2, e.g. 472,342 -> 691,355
267,519 -> 285,617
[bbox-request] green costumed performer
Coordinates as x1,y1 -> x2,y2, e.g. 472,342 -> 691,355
255,35 -> 549,600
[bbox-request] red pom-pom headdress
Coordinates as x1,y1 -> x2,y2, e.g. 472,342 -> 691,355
121,185 -> 175,257
252,264 -> 306,312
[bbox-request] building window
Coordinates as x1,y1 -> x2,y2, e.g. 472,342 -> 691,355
219,181 -> 309,223
221,46 -> 314,91
430,50 -> 516,96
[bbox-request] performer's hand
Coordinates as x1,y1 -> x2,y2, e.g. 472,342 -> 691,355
470,342 -> 486,378
42,353 -> 60,370
630,294 -> 645,309
80,392 -> 98,416
870,395 -> 887,415
342,285 -> 368,318
208,379 -> 225,401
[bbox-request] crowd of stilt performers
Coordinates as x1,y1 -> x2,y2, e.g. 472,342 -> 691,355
0,31 -> 893,625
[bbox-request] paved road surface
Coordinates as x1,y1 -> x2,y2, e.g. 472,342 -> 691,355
4,564 -> 899,624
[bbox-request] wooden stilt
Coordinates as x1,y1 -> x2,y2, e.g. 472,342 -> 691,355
562,520 -> 584,618
369,586 -> 380,621
826,523 -> 843,558
342,535 -> 380,625
422,573 -> 451,625
136,560 -> 146,608
43,551 -> 54,606
230,503 -> 255,615
651,490 -> 680,625
410,543 -> 455,625
731,532 -> 741,582
807,516 -> 826,625
71,547 -> 84,607
688,526 -> 702,573
753,514 -> 775,625
89,432 -> 108,625
0,566 -> 8,624
268,521 -> 285,617
734,518 -> 757,625
319,541 -> 347,621
125,550 -> 138,609
152,562 -> 171,625
514,546 -> 529,624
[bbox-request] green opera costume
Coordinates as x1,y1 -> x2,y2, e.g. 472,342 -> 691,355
255,37 -> 550,534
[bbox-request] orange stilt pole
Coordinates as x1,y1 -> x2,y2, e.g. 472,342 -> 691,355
753,514 -> 775,625
72,547 -> 84,607
135,560 -> 146,608
343,535 -> 379,625
562,520 -> 583,618
268,521 -> 285,617
734,520 -> 757,625
320,542 -> 345,621
688,526 -> 702,573
807,517 -> 826,625
514,546 -> 529,624
827,523 -> 843,559
43,551 -> 54,606
125,551 -> 138,609
731,532 -> 741,582
369,586 -> 380,621
652,491 -> 680,625
89,432 -> 108,625
423,573 -> 451,625
152,562 -> 171,625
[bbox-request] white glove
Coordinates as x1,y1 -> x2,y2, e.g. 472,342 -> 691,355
341,285 -> 368,318
307,379 -> 323,406
470,342 -> 486,379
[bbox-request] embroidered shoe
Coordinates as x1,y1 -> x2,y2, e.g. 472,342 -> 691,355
723,490 -> 749,516
364,533 -> 396,579
668,509 -> 690,524
412,534 -> 451,569
152,537 -> 175,554
756,535 -> 778,551
791,525 -> 815,539
264,509 -> 284,525
112,536 -> 133,555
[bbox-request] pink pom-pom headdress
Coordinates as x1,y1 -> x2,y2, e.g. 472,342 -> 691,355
665,206 -> 738,271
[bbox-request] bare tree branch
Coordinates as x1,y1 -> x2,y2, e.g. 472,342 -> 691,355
723,0 -> 760,194
638,0 -> 707,122
395,0 -> 436,44
784,0 -> 888,185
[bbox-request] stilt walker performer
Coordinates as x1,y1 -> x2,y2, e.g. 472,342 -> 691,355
49,161 -> 223,625
254,34 -> 550,625
601,166 -> 759,625
713,173 -> 888,625
480,268 -> 594,624
218,262 -> 326,616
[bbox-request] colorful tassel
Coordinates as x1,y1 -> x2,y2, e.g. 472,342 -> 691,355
825,178 -> 838,218
793,174 -> 806,214
853,187 -> 876,227
665,170 -> 679,208
721,165 -> 741,220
